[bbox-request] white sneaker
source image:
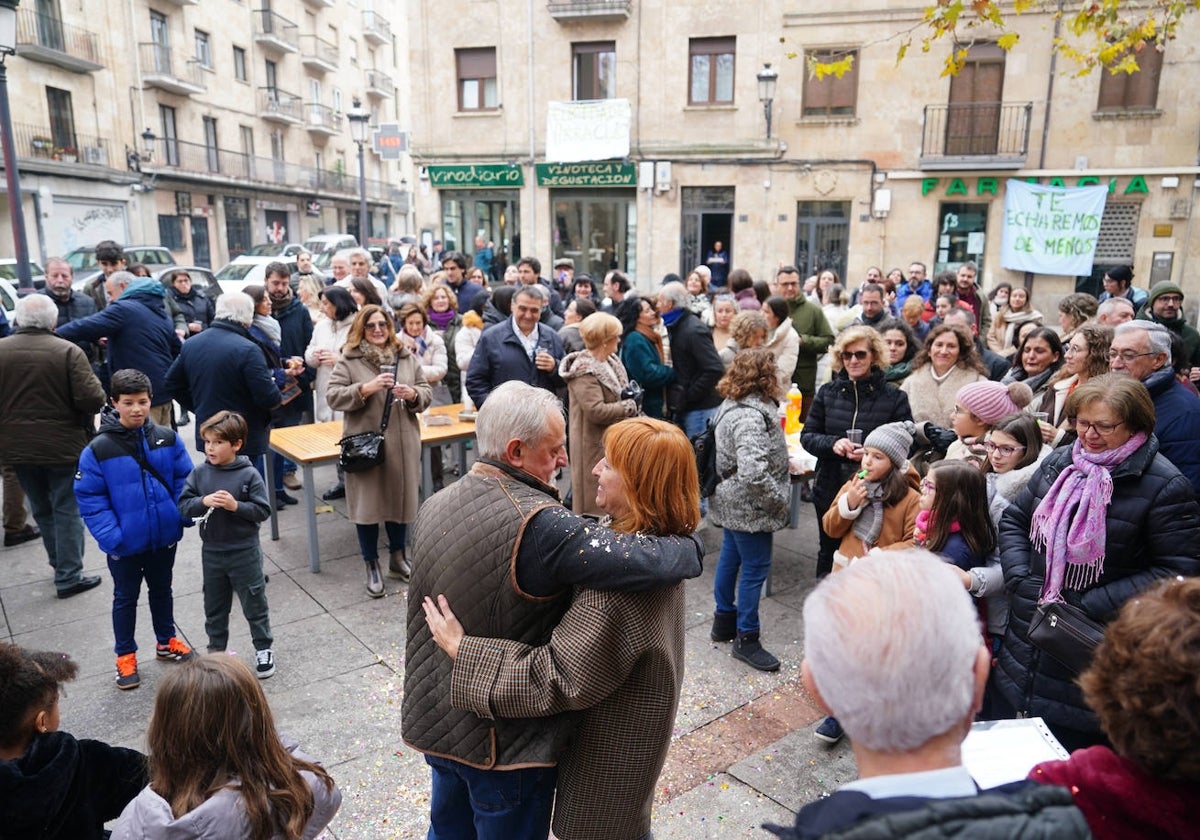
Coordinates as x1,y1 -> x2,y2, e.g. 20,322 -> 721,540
255,648 -> 276,679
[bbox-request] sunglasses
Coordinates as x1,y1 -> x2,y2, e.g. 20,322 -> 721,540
365,322 -> 390,331
840,350 -> 870,361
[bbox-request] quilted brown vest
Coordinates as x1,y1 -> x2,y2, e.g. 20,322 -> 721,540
401,461 -> 573,769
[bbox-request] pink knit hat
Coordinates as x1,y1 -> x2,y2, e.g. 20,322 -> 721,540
955,380 -> 1034,425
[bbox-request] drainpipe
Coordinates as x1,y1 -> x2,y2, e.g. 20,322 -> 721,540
526,0 -> 536,257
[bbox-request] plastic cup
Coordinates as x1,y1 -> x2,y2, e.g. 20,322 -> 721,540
846,429 -> 864,446
1032,412 -> 1049,424
380,364 -> 396,376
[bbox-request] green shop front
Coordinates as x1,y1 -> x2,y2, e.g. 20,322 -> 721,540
428,164 -> 522,277
539,162 -> 638,279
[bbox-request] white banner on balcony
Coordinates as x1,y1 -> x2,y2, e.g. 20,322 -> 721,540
1000,180 -> 1108,276
545,99 -> 631,163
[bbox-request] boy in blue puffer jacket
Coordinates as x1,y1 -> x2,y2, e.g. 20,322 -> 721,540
74,369 -> 196,690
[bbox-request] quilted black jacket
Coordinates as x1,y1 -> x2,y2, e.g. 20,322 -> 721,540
800,367 -> 913,509
995,434 -> 1200,734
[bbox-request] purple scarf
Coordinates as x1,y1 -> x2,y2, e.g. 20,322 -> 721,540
1030,432 -> 1147,603
429,308 -> 456,331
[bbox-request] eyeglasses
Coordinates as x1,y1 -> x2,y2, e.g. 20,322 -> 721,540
1108,350 -> 1155,363
919,480 -> 936,492
1156,295 -> 1183,304
951,405 -> 971,416
983,441 -> 1026,457
1071,418 -> 1125,436
840,350 -> 870,361
365,322 -> 389,331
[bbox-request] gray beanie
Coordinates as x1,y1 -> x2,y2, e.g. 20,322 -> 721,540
864,421 -> 915,469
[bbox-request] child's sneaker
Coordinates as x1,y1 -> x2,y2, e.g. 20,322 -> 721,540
115,653 -> 140,690
156,637 -> 195,662
255,648 -> 276,679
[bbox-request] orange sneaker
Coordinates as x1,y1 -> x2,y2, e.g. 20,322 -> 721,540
116,653 -> 140,690
155,637 -> 195,662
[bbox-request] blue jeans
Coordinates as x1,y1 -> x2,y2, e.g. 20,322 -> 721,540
108,545 -> 178,656
713,529 -> 774,634
272,413 -> 302,490
14,464 -> 85,590
425,754 -> 556,840
355,521 -> 407,562
679,406 -> 718,441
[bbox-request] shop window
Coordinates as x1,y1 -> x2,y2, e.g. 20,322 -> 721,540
802,49 -> 858,117
934,202 -> 988,275
158,215 -> 185,251
552,191 -> 636,277
689,37 -> 735,105
456,47 -> 498,111
573,42 -> 616,100
1097,48 -> 1163,112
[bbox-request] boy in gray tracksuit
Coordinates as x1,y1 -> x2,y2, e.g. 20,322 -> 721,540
178,410 -> 275,677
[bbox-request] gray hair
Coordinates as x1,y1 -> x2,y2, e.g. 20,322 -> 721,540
943,307 -> 974,328
330,250 -> 352,266
394,265 -> 424,294
347,247 -> 371,263
215,291 -> 254,327
107,270 -> 135,292
659,281 -> 688,309
514,283 -> 548,305
803,549 -> 982,752
476,381 -> 563,460
1097,297 -> 1135,319
1115,320 -> 1172,360
14,294 -> 58,330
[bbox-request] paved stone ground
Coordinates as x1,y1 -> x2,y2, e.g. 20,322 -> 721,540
0,451 -> 854,838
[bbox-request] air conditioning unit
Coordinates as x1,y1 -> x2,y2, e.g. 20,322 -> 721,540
81,146 -> 108,166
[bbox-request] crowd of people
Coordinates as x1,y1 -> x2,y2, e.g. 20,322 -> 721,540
1,240 -> 1199,839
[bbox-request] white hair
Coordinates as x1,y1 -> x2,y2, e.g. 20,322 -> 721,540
215,291 -> 254,327
1097,297 -> 1135,319
15,294 -> 58,330
514,283 -> 547,305
330,250 -> 352,266
803,550 -> 982,752
475,381 -> 563,460
1115,320 -> 1172,360
659,281 -> 688,309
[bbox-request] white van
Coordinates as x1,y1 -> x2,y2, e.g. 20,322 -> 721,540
302,234 -> 358,270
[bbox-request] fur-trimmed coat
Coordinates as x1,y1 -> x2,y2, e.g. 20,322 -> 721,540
559,350 -> 637,516
900,364 -> 986,427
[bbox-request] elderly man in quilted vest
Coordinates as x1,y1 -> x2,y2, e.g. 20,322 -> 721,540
403,381 -> 704,839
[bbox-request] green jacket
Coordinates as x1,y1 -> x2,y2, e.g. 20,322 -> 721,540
786,296 -> 834,394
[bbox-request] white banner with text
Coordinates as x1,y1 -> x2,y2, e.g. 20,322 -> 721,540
1000,180 -> 1108,275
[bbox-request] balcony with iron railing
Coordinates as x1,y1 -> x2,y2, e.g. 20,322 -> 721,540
547,0 -> 631,21
15,7 -> 103,72
14,122 -> 111,166
305,104 -> 343,136
365,69 -> 395,99
362,10 -> 392,46
299,34 -> 338,73
259,87 -> 304,125
144,136 -> 397,203
139,42 -> 206,95
920,102 -> 1033,170
253,9 -> 299,54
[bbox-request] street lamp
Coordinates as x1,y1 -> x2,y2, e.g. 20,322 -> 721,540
0,0 -> 33,293
757,63 -> 779,142
126,127 -> 157,172
346,97 -> 370,247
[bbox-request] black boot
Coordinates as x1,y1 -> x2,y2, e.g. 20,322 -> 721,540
732,631 -> 780,672
365,560 -> 385,598
710,611 -> 737,642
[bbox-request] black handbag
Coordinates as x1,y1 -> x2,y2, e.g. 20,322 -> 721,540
1027,600 -> 1106,675
338,391 -> 394,473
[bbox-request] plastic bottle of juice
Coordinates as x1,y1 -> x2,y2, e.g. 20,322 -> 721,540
785,384 -> 802,435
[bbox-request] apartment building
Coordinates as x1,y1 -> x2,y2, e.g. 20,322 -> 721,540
409,1 -> 1200,306
2,0 -> 408,268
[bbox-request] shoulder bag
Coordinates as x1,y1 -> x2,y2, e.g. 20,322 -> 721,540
1027,599 -> 1106,675
338,390 -> 394,473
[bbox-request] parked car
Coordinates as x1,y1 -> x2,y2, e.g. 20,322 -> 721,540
0,277 -> 17,325
244,242 -> 305,258
302,234 -> 358,270
158,265 -> 222,300
0,258 -> 47,290
214,255 -> 297,296
67,245 -> 176,291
